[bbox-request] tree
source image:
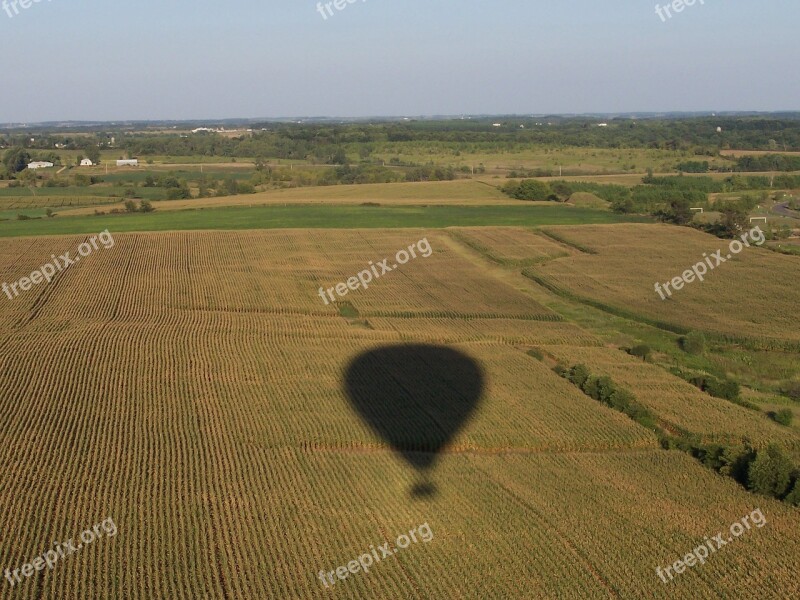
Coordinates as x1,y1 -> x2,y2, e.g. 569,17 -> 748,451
696,444 -> 727,471
748,444 -> 793,498
596,376 -> 616,404
612,197 -> 635,213
139,200 -> 154,213
718,201 -> 749,236
567,364 -> 590,388
3,147 -> 31,174
785,478 -> 800,506
512,179 -> 551,201
224,178 -> 239,196
629,345 -> 652,361
124,200 -> 138,213
609,389 -> 635,413
582,376 -> 601,401
720,444 -> 757,486
666,197 -> 694,225
84,145 -> 101,165
18,168 -> 37,187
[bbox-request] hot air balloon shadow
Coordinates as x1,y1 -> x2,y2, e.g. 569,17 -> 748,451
344,344 -> 485,498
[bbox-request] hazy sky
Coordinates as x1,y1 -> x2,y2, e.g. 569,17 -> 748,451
2,0 -> 798,122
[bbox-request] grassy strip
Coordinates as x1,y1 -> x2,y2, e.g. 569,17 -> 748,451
536,228 -> 600,254
446,230 -> 568,267
521,270 -> 689,335
522,269 -> 800,353
0,204 -> 651,238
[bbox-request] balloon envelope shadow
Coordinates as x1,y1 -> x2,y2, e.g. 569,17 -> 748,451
344,344 -> 485,497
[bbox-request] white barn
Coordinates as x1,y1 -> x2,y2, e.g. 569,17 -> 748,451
116,159 -> 139,167
80,158 -> 94,166
27,161 -> 54,170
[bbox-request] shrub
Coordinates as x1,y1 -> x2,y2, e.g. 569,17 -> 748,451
526,348 -> 544,361
679,331 -> 706,355
623,403 -> 658,430
705,378 -> 740,402
502,179 -> 552,201
771,409 -> 793,427
166,186 -> 191,200
629,345 -> 652,361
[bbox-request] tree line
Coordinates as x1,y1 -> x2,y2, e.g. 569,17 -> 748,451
555,362 -> 800,506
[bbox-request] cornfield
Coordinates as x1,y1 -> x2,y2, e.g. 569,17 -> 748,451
0,229 -> 796,599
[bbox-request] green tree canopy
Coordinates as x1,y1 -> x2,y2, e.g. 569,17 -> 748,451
3,147 -> 31,174
748,444 -> 793,498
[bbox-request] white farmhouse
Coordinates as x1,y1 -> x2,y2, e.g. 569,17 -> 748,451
27,161 -> 54,170
80,158 -> 94,166
116,159 -> 139,167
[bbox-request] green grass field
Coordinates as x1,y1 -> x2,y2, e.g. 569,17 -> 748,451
0,204 -> 650,237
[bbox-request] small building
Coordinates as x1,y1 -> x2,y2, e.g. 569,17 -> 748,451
80,158 -> 94,166
27,161 -> 54,170
116,159 -> 139,167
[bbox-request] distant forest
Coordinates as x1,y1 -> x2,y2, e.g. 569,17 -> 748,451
2,116 -> 800,162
